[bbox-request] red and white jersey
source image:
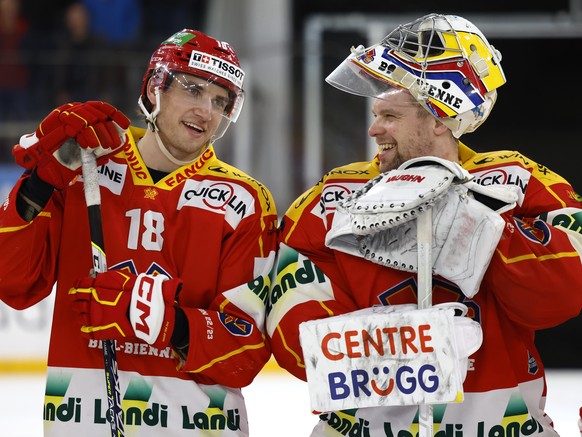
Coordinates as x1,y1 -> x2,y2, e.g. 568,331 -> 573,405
0,127 -> 278,436
267,143 -> 582,436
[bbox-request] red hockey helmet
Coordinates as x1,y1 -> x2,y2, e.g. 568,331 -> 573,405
140,29 -> 245,123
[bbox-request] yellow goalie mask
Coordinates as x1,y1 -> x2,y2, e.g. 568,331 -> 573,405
326,13 -> 507,138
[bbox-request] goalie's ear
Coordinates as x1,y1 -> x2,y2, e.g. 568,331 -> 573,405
433,118 -> 451,136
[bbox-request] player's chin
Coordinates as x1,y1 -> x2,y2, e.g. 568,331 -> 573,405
378,150 -> 399,173
379,159 -> 398,173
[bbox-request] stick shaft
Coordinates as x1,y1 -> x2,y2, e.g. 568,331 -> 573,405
80,150 -> 125,437
417,210 -> 433,437
417,210 -> 432,309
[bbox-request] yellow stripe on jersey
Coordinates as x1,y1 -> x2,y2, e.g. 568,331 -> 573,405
495,248 -> 580,264
0,211 -> 50,233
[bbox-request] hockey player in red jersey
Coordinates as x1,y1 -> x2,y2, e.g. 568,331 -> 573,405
0,29 -> 277,436
267,13 -> 582,436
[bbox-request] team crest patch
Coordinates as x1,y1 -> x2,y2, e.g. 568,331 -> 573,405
359,48 -> 376,64
218,314 -> 253,336
513,217 -> 551,245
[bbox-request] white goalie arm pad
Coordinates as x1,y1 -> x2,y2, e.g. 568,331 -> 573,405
326,157 -> 519,297
401,156 -> 471,180
337,156 -> 464,235
402,156 -> 519,215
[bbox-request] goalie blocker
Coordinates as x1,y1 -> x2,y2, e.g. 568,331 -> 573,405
299,302 -> 483,412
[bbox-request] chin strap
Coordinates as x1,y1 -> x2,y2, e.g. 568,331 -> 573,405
153,130 -> 200,167
138,89 -> 162,133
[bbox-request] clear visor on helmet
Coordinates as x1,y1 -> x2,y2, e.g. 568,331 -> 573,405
162,69 -> 245,141
165,70 -> 244,120
325,44 -> 410,100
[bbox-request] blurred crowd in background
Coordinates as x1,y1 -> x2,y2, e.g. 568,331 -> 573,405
0,0 -> 207,160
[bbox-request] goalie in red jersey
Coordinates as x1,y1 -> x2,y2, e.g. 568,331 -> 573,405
0,29 -> 277,436
267,13 -> 582,437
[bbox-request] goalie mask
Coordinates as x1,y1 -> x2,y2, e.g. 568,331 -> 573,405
325,13 -> 506,138
138,29 -> 245,143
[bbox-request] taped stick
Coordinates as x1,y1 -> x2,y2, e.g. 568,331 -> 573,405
80,149 -> 125,436
417,209 -> 433,437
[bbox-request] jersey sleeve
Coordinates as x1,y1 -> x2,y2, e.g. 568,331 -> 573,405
477,156 -> 582,329
177,183 -> 279,388
266,182 -> 359,381
0,173 -> 62,309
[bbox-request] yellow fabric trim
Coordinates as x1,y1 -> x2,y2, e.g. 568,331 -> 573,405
260,357 -> 284,373
545,185 -> 567,209
80,323 -> 127,337
495,248 -> 580,264
0,211 -> 51,233
276,325 -> 305,370
218,298 -> 229,312
319,301 -> 335,317
189,342 -> 266,373
458,142 -> 476,164
0,223 -> 30,233
283,186 -> 318,245
273,301 -> 335,372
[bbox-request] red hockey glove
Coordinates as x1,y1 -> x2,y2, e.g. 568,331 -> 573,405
12,101 -> 130,190
69,271 -> 182,349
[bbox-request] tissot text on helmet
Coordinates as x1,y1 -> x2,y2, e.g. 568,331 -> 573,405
189,51 -> 245,89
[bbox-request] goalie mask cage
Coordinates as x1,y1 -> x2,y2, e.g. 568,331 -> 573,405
301,11 -> 582,189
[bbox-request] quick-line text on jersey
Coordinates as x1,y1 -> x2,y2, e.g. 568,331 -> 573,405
184,182 -> 248,217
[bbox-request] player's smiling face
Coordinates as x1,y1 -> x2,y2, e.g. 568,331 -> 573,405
155,73 -> 230,161
368,90 -> 440,173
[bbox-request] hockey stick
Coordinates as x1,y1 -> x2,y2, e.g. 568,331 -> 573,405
80,149 -> 125,437
416,209 -> 433,437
